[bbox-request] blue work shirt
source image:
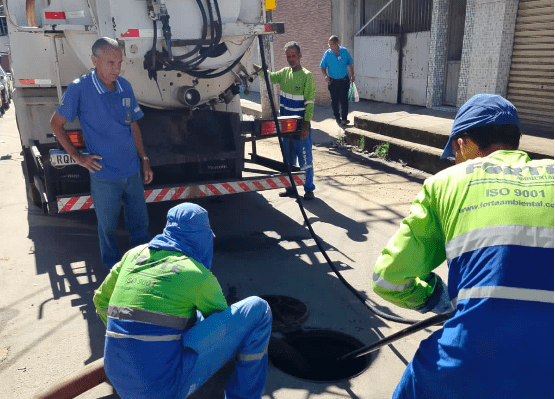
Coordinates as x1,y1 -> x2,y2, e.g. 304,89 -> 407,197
56,70 -> 144,179
320,47 -> 353,79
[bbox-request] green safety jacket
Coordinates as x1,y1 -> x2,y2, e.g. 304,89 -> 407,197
262,67 -> 315,121
93,244 -> 228,327
372,150 -> 554,310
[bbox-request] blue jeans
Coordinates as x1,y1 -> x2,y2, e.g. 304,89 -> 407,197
282,131 -> 315,193
178,296 -> 272,398
90,172 -> 150,269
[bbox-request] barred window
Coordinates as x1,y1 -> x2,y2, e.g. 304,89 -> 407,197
358,0 -> 433,37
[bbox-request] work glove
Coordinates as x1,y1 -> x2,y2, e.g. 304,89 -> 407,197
418,277 -> 454,315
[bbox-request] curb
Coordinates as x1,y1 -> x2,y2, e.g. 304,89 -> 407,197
353,115 -> 452,150
343,127 -> 455,175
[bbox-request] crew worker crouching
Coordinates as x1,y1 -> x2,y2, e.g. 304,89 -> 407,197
93,203 -> 272,399
372,94 -> 554,398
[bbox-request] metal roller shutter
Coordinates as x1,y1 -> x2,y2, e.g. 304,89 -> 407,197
507,0 -> 554,126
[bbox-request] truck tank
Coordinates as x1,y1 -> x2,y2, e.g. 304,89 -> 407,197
6,0 -> 304,213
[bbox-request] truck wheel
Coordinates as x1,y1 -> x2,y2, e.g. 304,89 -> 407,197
28,182 -> 42,208
2,92 -> 9,110
23,149 -> 43,208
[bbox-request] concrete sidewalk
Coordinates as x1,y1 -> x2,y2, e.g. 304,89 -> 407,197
241,92 -> 554,175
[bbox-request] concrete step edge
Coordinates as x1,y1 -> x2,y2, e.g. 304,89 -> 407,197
353,115 -> 450,150
344,127 -> 455,175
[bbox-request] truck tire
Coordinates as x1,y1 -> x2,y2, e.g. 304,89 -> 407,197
23,149 -> 43,208
28,182 -> 42,208
2,91 -> 9,110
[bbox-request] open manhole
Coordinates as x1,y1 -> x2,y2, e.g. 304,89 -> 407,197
269,329 -> 372,382
262,295 -> 372,382
259,295 -> 309,333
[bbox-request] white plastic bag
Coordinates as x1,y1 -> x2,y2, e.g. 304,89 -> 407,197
348,83 -> 359,102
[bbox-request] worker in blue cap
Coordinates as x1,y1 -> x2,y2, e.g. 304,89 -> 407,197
372,94 -> 554,398
93,202 -> 272,399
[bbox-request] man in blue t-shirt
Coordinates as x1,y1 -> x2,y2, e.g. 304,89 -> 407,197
320,35 -> 354,126
50,37 -> 153,270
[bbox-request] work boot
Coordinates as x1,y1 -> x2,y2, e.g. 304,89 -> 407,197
303,191 -> 315,200
341,119 -> 350,126
279,190 -> 295,198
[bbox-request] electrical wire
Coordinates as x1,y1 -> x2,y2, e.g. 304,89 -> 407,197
257,35 -> 426,325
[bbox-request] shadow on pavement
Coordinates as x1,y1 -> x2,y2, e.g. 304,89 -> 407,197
24,178 -> 411,397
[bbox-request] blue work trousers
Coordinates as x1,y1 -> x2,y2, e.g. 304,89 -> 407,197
179,296 -> 272,398
90,171 -> 150,269
282,132 -> 315,193
104,297 -> 272,399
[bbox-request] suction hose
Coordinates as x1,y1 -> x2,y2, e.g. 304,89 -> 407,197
30,358 -> 107,399
338,311 -> 453,361
257,35 -> 429,326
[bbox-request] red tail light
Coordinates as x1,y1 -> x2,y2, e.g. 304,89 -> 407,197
67,130 -> 86,147
44,12 -> 67,20
260,119 -> 299,136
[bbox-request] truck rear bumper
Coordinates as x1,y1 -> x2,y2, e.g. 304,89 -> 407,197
56,172 -> 306,212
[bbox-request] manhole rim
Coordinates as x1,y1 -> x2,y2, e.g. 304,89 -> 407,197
269,327 -> 373,384
259,294 -> 310,334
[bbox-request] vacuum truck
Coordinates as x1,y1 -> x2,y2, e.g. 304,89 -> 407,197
5,0 -> 304,213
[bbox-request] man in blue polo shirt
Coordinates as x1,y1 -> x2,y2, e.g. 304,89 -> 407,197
50,37 -> 153,270
320,35 -> 355,126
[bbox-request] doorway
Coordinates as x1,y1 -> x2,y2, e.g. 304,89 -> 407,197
443,0 -> 466,106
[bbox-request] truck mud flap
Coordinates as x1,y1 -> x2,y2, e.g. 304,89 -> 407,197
56,172 -> 306,212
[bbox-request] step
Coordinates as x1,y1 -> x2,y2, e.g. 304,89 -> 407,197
353,113 -> 453,150
344,127 -> 455,175
353,114 -> 553,161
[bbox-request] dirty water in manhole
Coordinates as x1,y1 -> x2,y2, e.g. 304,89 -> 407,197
269,329 -> 372,383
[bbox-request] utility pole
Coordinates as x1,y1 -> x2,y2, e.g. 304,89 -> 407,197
260,10 -> 277,118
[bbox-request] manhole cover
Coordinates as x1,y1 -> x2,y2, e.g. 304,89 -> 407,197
269,329 -> 372,382
260,295 -> 309,333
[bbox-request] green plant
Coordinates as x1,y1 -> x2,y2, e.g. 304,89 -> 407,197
337,132 -> 345,146
359,135 -> 365,150
374,142 -> 389,159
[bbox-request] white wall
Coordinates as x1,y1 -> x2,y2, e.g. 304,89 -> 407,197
400,31 -> 430,106
354,36 -> 398,103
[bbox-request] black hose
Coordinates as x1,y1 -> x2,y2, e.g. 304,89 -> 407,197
338,311 -> 452,361
184,52 -> 244,79
257,35 -> 423,325
173,0 -> 207,60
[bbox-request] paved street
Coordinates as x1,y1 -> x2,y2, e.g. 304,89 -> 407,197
0,103 -> 447,399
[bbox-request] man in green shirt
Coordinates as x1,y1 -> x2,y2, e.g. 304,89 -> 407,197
261,41 -> 316,199
93,202 -> 272,399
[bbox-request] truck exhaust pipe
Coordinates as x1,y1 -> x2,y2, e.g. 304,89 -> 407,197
177,86 -> 201,106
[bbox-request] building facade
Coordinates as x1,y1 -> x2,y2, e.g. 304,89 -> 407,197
352,0 -> 553,125
251,0 -> 553,126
